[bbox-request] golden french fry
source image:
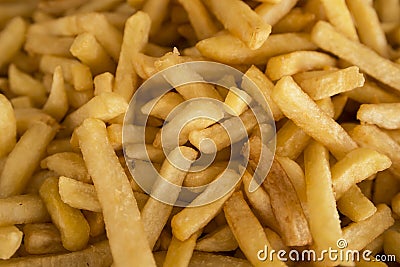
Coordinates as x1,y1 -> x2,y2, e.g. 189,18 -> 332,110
141,92 -> 184,120
76,118 -> 156,266
184,162 -> 227,187
124,143 -> 165,163
372,171 -> 400,205
345,81 -> 400,104
272,76 -> 357,159
255,0 -> 298,25
272,8 -> 315,33
196,33 -> 317,65
266,51 -> 336,81
163,230 -> 201,267
0,94 -> 16,158
332,94 -> 348,120
337,185 -> 377,222
224,192 -> 286,267
0,17 -> 27,68
107,124 -> 123,150
94,72 -> 114,96
0,225 -> 23,260
82,210 -> 105,238
392,193 -> 400,217
357,103 -> 400,130
39,177 -> 90,251
311,21 -> 400,92
0,122 -> 57,197
42,66 -> 68,122
195,225 -> 238,252
58,176 -> 101,212
23,223 -> 66,255
331,147 -> 391,199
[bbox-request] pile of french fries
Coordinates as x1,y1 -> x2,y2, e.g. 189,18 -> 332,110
0,0 -> 400,266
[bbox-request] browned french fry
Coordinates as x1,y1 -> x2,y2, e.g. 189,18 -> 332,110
23,223 -> 66,255
0,225 -> 23,260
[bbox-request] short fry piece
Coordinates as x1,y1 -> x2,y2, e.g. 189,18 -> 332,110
357,103 -> 400,130
42,66 -> 68,122
0,94 -> 16,157
163,230 -> 201,267
196,225 -> 238,252
76,118 -> 156,266
0,226 -> 23,260
23,223 -> 65,255
224,192 -> 286,267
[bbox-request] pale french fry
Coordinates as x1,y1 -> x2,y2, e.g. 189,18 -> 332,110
320,0 -> 358,41
224,192 -> 286,267
23,223 -> 65,255
42,66 -> 68,122
0,17 -> 27,68
184,162 -> 227,187
304,141 -> 342,255
344,81 -> 400,104
76,118 -> 156,266
82,211 -> 105,238
141,92 -> 184,120
311,21 -> 400,92
0,225 -> 23,260
28,15 -> 82,36
94,72 -> 114,96
196,33 -> 317,65
383,228 -> 400,264
266,51 -> 336,81
141,146 -> 197,249
331,148 -> 391,199
343,204 -> 394,251
178,0 -> 218,39
263,160 -> 311,246
123,124 -> 159,144
189,109 -> 257,153
337,185 -> 377,222
242,169 -> 279,231
0,240 -> 112,267
107,124 -> 123,150
70,32 -> 116,75
0,94 -> 16,158
346,0 -> 389,58
39,177 -> 90,251
163,230 -> 201,267
65,85 -> 94,109
124,143 -> 165,163
204,0 -> 271,50
0,194 -> 50,226
25,34 -> 73,57
357,103 -> 400,130
131,53 -> 157,80
74,0 -> 124,13
195,225 -> 238,252
255,0 -> 298,25
114,11 -> 150,101
61,92 -> 127,135
142,0 -> 170,36
372,171 -> 400,205
392,193 -> 400,217
24,170 -> 58,195
350,124 -> 400,175
0,122 -> 57,197
8,64 -> 47,106
171,170 -> 239,241
41,152 -> 91,183
272,8 -> 315,33
299,66 -> 365,100
272,76 -> 357,159
58,176 -> 101,212
14,108 -> 57,136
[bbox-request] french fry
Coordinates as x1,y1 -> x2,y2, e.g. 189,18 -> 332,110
141,146 -> 197,249
0,94 -> 16,157
25,34 -> 73,57
204,0 -> 271,50
171,170 -> 239,241
372,171 -> 400,205
184,162 -> 227,187
224,87 -> 251,116
332,94 -> 348,120
320,0 -> 358,41
331,148 -> 391,199
141,92 -> 184,120
107,124 -> 123,150
76,118 -> 156,266
266,51 -> 336,81
114,11 -> 150,101
69,32 -> 116,75
94,72 -> 114,96
346,0 -> 389,58
142,0 -> 170,36
275,120 -> 309,159
42,66 -> 68,122
41,152 -> 91,183
298,66 -> 365,100
304,141 -> 342,255
224,192 -> 286,267
392,193 -> 400,217
272,8 -> 315,33
163,230 -> 201,267
383,228 -> 400,264
342,204 -> 394,251
0,17 -> 27,68
344,81 -> 400,104
24,170 -> 58,195
196,33 -> 317,65
255,0 -> 298,25
14,108 -> 57,136
8,64 -> 47,106
195,225 -> 238,252
0,225 -> 23,260
263,159 -> 311,246
82,211 -> 105,238
0,122 -> 57,197
272,76 -> 357,159
311,21 -> 400,92
124,143 -> 165,163
65,85 -> 94,109
58,176 -> 101,212
374,0 -> 400,23
263,228 -> 289,253
350,124 -> 400,175
178,0 -> 218,39
10,96 -> 32,109
0,194 -> 50,226
337,185 -> 377,222
23,223 -> 65,255
357,103 -> 400,130
0,240 -> 112,267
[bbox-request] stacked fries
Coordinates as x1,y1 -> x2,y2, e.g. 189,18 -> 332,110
0,0 -> 400,266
